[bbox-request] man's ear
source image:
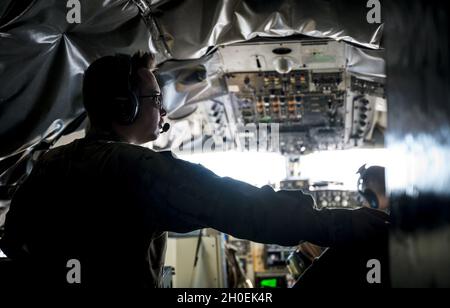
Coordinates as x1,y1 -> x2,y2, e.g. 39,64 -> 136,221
378,194 -> 389,210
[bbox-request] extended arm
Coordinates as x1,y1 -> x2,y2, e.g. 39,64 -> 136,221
128,149 -> 388,247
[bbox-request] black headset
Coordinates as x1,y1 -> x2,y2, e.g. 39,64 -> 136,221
356,164 -> 379,209
111,54 -> 140,125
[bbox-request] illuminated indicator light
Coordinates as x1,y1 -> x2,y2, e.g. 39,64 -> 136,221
260,278 -> 277,288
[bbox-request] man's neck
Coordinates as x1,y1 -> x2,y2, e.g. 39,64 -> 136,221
85,128 -> 127,143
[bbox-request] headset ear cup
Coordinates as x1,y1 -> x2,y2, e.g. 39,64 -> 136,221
112,92 -> 139,125
127,90 -> 139,124
110,54 -> 140,125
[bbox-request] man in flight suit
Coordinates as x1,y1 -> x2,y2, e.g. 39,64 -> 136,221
0,52 -> 388,287
293,165 -> 390,288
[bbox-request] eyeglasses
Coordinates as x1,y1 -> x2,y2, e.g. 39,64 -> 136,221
139,94 -> 163,110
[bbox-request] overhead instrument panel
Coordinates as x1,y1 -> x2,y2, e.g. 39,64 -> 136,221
217,39 -> 385,154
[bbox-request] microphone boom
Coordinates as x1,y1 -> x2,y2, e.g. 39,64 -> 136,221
160,123 -> 170,133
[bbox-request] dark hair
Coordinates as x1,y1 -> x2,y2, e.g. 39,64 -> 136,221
82,51 -> 156,128
361,166 -> 386,195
